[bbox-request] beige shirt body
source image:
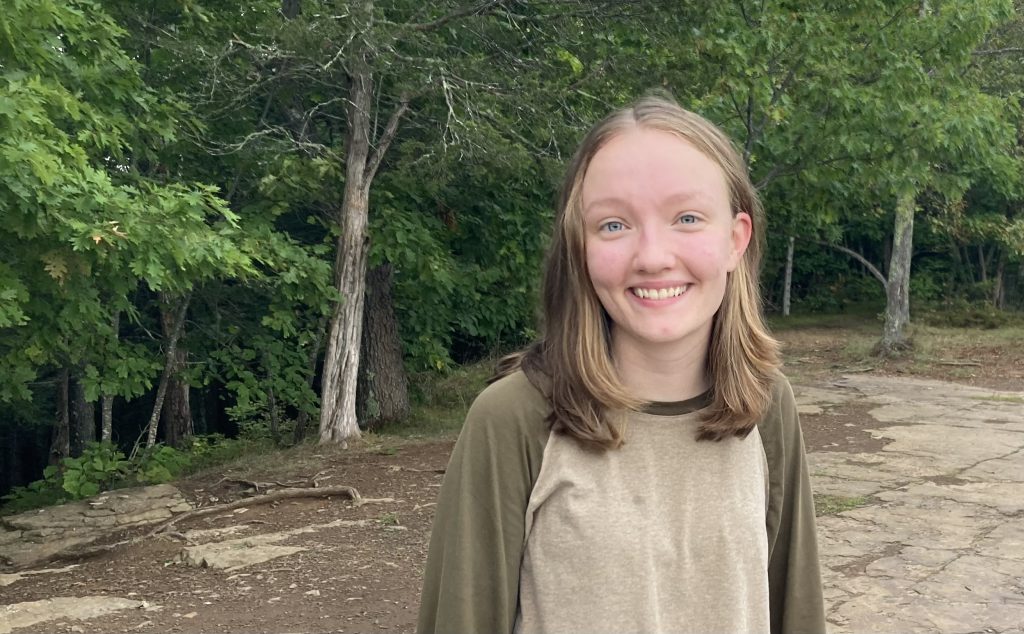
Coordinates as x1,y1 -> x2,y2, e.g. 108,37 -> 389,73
417,369 -> 826,634
516,408 -> 770,634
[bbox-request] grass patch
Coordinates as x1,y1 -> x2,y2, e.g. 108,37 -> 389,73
970,394 -> 1024,404
917,304 -> 1024,329
910,322 -> 1024,350
177,438 -> 341,486
776,312 -> 1024,376
814,494 -> 870,517
768,309 -> 881,333
381,359 -> 496,439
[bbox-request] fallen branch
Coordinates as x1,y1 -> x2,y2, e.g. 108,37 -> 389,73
148,485 -> 388,537
937,360 -> 982,367
213,470 -> 330,493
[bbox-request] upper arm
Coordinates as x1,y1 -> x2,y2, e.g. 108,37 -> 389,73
760,376 -> 827,634
417,372 -> 550,634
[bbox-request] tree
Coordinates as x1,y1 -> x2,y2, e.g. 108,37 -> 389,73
0,0 -> 255,460
671,0 -> 1020,349
149,0 -> 669,445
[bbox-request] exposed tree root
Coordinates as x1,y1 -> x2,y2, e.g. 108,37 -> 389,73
47,485 -> 393,564
212,470 -> 332,493
148,485 -> 390,537
385,465 -> 445,474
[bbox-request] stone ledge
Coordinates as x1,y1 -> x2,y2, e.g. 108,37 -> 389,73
0,484 -> 192,571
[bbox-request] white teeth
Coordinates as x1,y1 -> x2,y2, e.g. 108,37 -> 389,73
632,286 -> 687,299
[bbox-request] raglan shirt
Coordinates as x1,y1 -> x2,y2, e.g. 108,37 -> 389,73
417,369 -> 826,634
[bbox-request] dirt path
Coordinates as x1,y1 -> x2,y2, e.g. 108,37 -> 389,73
3,370 -> 1023,633
1,442 -> 452,634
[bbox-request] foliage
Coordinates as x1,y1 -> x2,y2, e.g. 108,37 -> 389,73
386,359 -> 495,438
0,435 -> 268,515
0,0 -> 258,409
916,299 -> 1024,329
2,0 -> 1023,488
2,441 -> 133,513
59,441 -> 132,498
131,444 -> 192,485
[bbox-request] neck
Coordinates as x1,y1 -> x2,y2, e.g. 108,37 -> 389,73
611,331 -> 711,402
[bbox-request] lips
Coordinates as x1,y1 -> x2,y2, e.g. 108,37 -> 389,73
630,285 -> 690,300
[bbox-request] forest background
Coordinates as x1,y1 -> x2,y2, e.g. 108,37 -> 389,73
1,0 -> 1023,506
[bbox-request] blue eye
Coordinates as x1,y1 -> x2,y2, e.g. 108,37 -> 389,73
678,214 -> 698,225
601,221 -> 625,232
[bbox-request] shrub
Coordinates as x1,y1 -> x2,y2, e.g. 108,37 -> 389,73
60,442 -> 132,498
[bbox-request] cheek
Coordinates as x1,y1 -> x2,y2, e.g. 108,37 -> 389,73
685,234 -> 736,277
585,242 -> 627,289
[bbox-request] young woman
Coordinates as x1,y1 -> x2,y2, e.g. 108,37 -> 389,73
417,95 -> 825,634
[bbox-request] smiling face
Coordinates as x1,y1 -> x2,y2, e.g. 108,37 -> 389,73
581,127 -> 752,363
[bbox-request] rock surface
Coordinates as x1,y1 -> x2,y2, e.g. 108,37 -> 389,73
0,596 -> 144,634
803,375 -> 1024,633
0,484 -> 191,570
178,518 -> 372,571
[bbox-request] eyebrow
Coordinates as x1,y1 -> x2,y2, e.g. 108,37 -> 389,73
583,191 -> 710,212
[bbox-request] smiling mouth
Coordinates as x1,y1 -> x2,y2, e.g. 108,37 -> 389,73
630,285 -> 689,300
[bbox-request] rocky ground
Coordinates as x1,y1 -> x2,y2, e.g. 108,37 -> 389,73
2,326 -> 1023,633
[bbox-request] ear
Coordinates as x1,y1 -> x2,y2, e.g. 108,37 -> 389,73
727,212 -> 753,272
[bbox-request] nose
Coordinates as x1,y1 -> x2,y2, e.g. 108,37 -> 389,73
633,226 -> 675,273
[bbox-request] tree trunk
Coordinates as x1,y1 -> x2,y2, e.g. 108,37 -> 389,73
161,349 -> 191,449
948,240 -> 967,288
264,352 -> 281,444
318,1 -> 410,445
101,396 -> 114,442
882,236 -> 892,278
135,293 -> 191,456
357,263 -> 411,429
993,254 -> 1006,309
281,0 -> 301,19
879,191 -> 915,354
961,245 -> 976,282
782,236 -> 794,317
100,311 -> 119,442
318,50 -> 374,447
70,372 -> 95,456
160,294 -> 192,449
49,369 -> 71,466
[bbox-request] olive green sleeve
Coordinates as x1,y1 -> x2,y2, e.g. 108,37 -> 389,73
758,375 -> 827,634
417,371 -> 551,634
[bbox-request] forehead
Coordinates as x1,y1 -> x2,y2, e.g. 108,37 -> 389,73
581,128 -> 730,211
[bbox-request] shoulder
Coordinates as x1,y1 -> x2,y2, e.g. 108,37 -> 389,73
472,369 -> 549,412
462,370 -> 551,445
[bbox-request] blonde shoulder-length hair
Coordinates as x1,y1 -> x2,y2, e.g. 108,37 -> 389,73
495,94 -> 781,449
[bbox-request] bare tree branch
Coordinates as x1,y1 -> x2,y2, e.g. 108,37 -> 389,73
815,240 -> 888,288
408,0 -> 511,32
365,96 -> 411,184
